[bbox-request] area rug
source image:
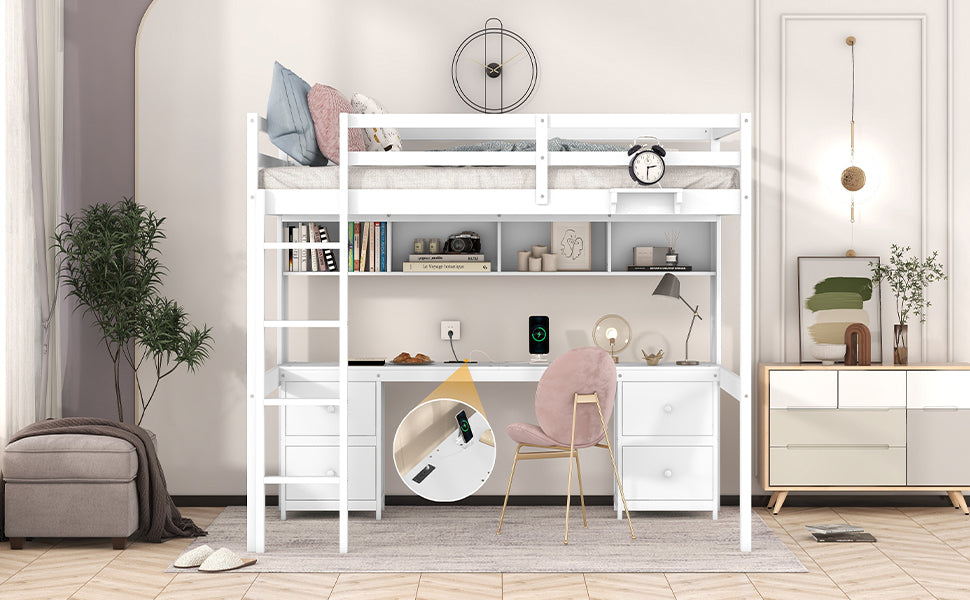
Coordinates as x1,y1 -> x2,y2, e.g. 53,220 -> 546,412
166,506 -> 805,573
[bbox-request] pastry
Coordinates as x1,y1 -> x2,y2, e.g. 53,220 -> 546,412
405,356 -> 425,364
392,352 -> 411,363
414,353 -> 430,362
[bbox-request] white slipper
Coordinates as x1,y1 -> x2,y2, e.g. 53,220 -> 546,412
197,547 -> 257,573
173,544 -> 214,568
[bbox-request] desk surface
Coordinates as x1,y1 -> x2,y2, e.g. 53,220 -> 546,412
273,361 -> 723,384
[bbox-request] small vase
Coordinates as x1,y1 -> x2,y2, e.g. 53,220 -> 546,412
893,324 -> 908,365
665,249 -> 678,266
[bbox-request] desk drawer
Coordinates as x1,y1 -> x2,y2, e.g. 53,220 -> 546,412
621,446 -> 713,501
621,382 -> 713,437
769,408 -> 905,446
907,371 -> 970,408
769,371 -> 837,408
282,382 -> 376,437
283,445 -> 376,501
769,446 -> 905,486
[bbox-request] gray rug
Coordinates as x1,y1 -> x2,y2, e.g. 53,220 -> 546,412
167,506 -> 805,573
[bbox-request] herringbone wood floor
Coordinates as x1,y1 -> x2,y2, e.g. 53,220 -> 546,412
1,505 -> 969,599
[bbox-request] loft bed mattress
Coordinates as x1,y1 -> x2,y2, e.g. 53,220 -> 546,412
259,165 -> 738,190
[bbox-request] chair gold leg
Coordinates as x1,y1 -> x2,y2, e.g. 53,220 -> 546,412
564,395 -> 580,545
574,451 -> 587,528
597,403 -> 636,540
498,444 -> 524,534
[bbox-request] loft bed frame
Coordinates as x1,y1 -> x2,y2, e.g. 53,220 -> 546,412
246,112 -> 753,554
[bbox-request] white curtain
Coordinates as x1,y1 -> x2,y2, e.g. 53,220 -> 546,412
3,0 -> 63,444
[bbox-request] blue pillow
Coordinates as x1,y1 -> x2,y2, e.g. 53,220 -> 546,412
266,62 -> 327,166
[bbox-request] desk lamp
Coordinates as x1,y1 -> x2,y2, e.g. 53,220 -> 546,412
652,273 -> 702,365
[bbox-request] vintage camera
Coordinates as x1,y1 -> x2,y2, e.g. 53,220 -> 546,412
443,231 -> 481,254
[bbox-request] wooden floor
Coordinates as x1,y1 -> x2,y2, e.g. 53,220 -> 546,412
1,505 -> 969,599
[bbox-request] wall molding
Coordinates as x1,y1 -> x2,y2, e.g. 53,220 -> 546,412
778,13 -> 930,362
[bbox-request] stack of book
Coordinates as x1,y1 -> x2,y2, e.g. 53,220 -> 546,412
806,524 -> 877,542
347,221 -> 387,272
286,223 -> 337,272
402,253 -> 491,272
627,265 -> 693,272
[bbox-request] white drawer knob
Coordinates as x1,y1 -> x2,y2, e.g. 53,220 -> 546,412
327,405 -> 337,413
326,469 -> 337,477
663,404 -> 673,414
663,469 -> 673,478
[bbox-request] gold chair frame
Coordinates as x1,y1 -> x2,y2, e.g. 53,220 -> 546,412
497,392 -> 635,544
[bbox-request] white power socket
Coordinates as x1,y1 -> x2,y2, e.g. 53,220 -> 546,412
440,320 -> 461,341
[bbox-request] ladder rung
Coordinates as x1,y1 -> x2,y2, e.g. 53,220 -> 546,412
264,476 -> 340,485
264,242 -> 342,250
264,320 -> 341,328
264,398 -> 341,407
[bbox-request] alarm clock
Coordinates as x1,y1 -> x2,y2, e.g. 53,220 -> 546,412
627,136 -> 666,185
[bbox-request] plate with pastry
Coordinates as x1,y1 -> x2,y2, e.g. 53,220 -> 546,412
391,352 -> 433,365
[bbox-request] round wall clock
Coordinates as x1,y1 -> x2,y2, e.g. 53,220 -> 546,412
452,18 -> 538,113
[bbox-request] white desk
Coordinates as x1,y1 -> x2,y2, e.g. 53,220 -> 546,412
271,362 -> 734,522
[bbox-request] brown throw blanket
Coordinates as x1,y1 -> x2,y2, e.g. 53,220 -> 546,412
1,417 -> 206,543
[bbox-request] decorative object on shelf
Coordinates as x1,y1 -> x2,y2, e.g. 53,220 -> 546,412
841,36 -> 866,257
665,230 -> 680,266
517,250 -> 530,271
797,256 -> 882,364
592,314 -> 632,363
452,18 -> 538,113
541,253 -> 557,272
652,273 -> 702,365
528,256 -> 541,272
811,343 -> 847,366
634,246 -> 668,267
413,238 -> 426,254
428,237 -> 442,254
869,244 -> 947,365
51,198 -> 214,425
843,322 -> 872,366
529,315 -> 550,363
443,230 -> 482,254
627,136 -> 666,185
530,244 -> 548,259
551,221 -> 591,271
641,349 -> 664,366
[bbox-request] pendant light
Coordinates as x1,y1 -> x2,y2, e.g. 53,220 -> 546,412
842,36 -> 865,257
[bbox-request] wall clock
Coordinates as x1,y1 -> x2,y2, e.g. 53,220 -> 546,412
451,18 -> 538,113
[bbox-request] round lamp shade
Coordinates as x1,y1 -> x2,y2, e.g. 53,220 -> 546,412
592,314 -> 631,359
841,165 -> 866,192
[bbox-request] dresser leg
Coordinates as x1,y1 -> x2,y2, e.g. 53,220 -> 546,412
767,491 -> 779,509
772,491 -> 789,514
948,491 -> 969,515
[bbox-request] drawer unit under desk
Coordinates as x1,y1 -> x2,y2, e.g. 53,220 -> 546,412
280,381 -> 377,437
620,381 -> 715,437
283,445 -> 377,502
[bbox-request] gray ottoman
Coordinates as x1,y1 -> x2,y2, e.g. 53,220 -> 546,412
2,433 -> 151,549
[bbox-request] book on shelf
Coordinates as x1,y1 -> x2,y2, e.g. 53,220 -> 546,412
379,221 -> 387,272
348,222 -> 354,271
402,261 -> 492,272
360,221 -> 370,272
367,221 -> 378,273
299,223 -> 308,272
287,226 -> 295,271
626,265 -> 693,271
353,222 -> 361,271
317,224 -> 337,271
408,253 -> 486,262
310,230 -> 320,272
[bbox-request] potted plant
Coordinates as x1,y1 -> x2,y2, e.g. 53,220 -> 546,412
869,244 -> 946,365
52,197 -> 213,425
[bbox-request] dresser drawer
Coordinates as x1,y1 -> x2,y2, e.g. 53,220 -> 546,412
621,382 -> 714,437
621,446 -> 713,501
282,381 -> 376,437
768,446 -> 905,486
283,445 -> 376,501
839,371 -> 906,408
907,409 -> 970,485
769,371 -> 837,408
769,408 -> 905,446
907,371 -> 970,408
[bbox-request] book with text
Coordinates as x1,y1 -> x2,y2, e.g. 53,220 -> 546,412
408,253 -> 486,262
403,261 -> 492,272
627,265 -> 693,271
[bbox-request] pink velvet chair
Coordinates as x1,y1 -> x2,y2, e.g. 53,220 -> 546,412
497,347 -> 635,544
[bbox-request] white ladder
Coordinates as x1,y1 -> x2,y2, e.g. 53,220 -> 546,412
246,113 -> 351,554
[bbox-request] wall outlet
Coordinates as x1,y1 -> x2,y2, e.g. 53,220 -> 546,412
440,321 -> 461,341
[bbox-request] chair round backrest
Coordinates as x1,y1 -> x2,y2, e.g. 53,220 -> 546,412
534,347 -> 617,447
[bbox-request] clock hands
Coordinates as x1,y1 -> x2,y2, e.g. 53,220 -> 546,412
492,51 -> 523,71
469,51 -> 523,76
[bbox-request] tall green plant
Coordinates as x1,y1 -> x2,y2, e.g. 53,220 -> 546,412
870,244 -> 947,326
52,197 -> 213,424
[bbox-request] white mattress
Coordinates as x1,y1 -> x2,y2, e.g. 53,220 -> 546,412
259,165 -> 738,190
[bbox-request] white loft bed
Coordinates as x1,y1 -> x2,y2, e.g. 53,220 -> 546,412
246,112 -> 753,554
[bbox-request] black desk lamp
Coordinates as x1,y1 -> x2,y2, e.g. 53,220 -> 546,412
652,273 -> 702,365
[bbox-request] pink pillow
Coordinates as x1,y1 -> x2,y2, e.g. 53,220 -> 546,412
307,84 -> 365,165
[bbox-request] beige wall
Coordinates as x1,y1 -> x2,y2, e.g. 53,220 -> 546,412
134,0 -> 968,497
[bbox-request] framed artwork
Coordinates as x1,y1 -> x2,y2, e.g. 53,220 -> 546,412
798,256 -> 882,363
551,221 -> 591,271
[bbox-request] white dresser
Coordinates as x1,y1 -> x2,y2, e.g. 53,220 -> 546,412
276,363 -> 730,519
759,364 -> 970,514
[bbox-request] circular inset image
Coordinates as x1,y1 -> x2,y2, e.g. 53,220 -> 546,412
392,398 -> 496,502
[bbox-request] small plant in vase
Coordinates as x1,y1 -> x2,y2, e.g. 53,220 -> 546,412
870,244 -> 946,365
